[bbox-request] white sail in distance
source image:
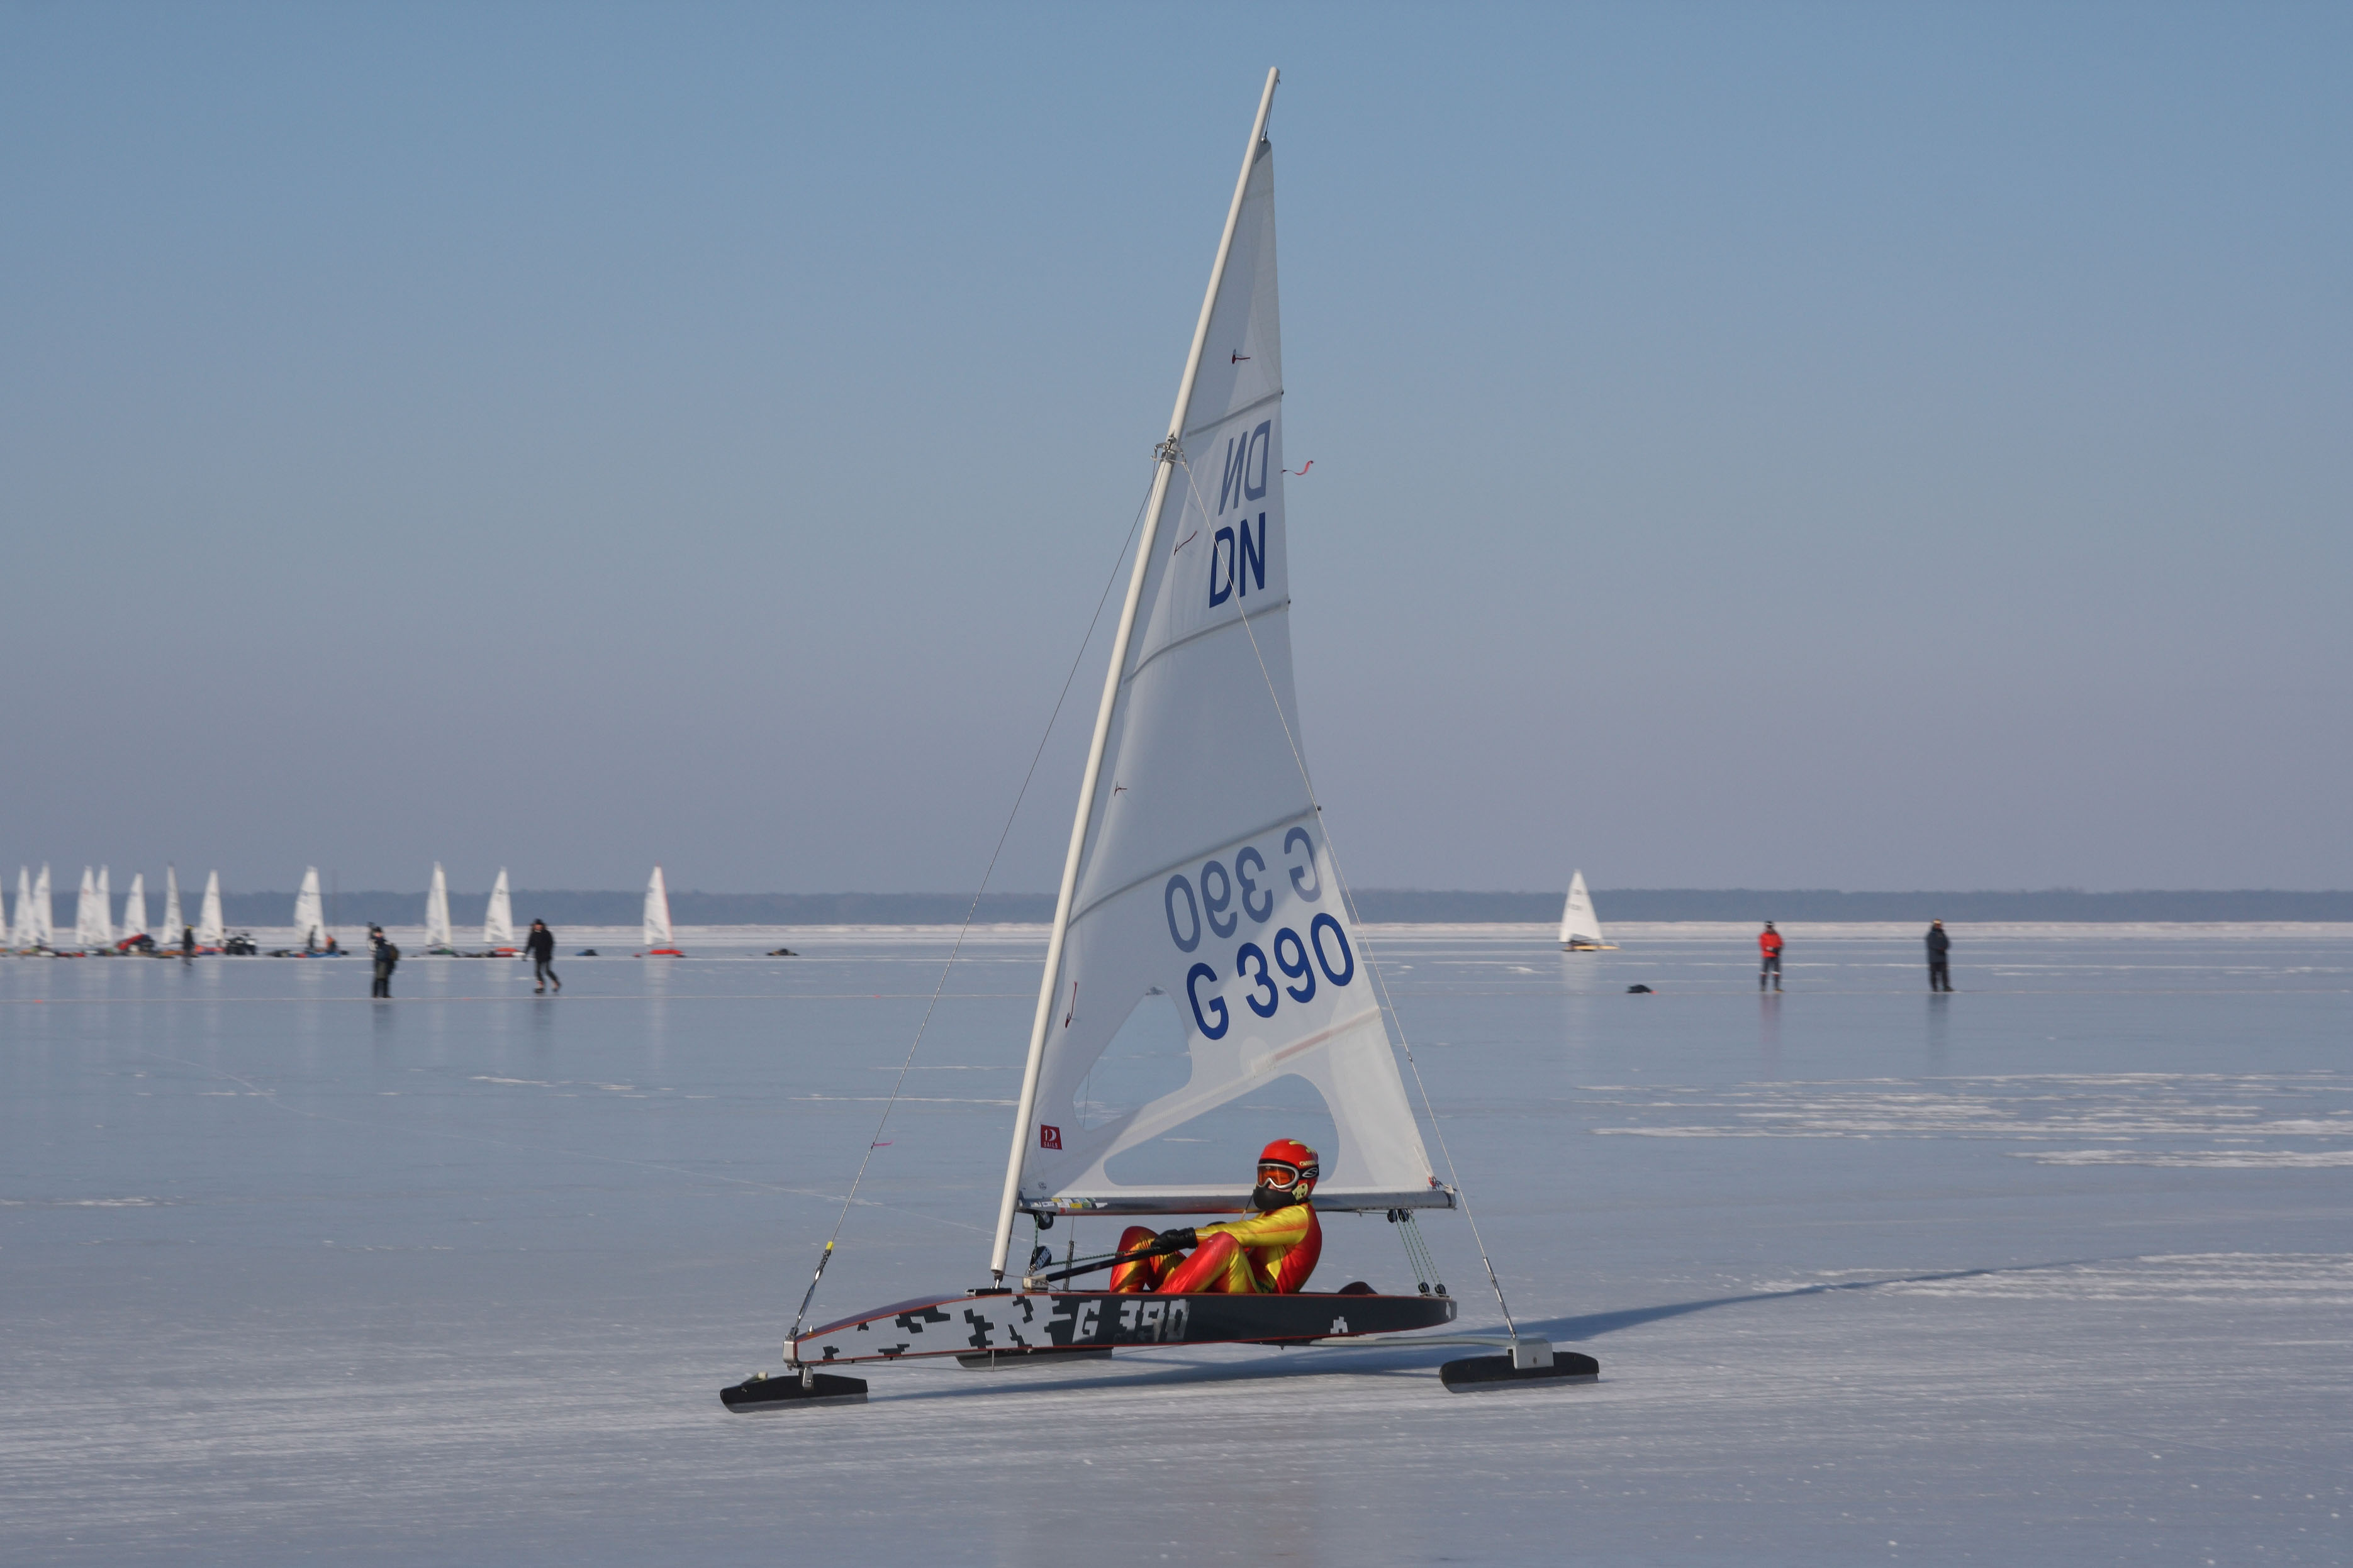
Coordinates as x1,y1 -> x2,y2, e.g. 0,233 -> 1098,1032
643,866 -> 674,948
162,865 -> 183,937
424,863 -> 453,948
196,872 -> 225,947
483,869 -> 515,947
120,872 -> 148,938
8,867 -> 28,948
1558,870 -> 1604,948
293,867 -> 327,946
995,78 -> 1439,1268
30,865 -> 55,947
75,867 -> 111,947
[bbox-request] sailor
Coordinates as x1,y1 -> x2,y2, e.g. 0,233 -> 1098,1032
1758,921 -> 1784,992
1107,1138 -> 1323,1295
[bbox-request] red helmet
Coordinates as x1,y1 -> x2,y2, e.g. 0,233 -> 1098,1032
1254,1138 -> 1320,1209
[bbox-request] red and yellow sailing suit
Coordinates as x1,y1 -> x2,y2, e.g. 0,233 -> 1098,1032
1107,1203 -> 1322,1295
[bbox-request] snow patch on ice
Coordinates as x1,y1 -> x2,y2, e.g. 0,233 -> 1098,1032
2018,1148 -> 2353,1168
1589,1071 -> 2350,1148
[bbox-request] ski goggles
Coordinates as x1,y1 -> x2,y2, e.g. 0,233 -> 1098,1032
1256,1160 -> 1312,1190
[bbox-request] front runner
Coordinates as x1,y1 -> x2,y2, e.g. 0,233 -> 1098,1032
1107,1139 -> 1324,1294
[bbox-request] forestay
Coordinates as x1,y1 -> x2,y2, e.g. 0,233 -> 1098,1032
998,108 -> 1442,1243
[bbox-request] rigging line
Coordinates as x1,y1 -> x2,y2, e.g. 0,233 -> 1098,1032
1173,457 -> 1521,1341
785,464 -> 1163,1354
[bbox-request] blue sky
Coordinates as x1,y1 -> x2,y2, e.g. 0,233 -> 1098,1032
3,3 -> 2346,894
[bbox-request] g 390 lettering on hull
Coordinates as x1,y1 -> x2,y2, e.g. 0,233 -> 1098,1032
795,1289 -> 1455,1366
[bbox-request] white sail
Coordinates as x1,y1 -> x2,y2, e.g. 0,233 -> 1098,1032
162,864 -> 183,937
196,871 -> 225,947
642,866 -> 674,948
30,865 -> 55,947
120,872 -> 148,938
994,79 -> 1439,1265
8,867 -> 27,947
483,869 -> 515,947
293,867 -> 327,947
75,867 -> 112,947
424,863 -> 452,948
1558,870 -> 1604,948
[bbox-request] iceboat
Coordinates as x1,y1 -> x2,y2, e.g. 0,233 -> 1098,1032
423,863 -> 456,954
194,871 -> 225,952
283,867 -> 335,954
478,868 -> 517,955
725,74 -> 1593,1411
1558,870 -> 1615,950
640,865 -> 683,955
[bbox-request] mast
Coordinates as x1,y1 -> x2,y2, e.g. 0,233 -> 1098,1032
988,67 -> 1282,1280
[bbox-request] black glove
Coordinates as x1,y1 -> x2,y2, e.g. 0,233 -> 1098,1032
1150,1226 -> 1197,1254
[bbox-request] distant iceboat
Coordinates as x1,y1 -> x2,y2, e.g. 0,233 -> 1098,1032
23,865 -> 55,950
196,870 -> 226,949
292,867 -> 330,952
642,865 -> 682,955
424,862 -> 456,952
1558,870 -> 1614,951
119,872 -> 148,945
7,866 -> 35,950
482,869 -> 517,951
162,865 -> 183,940
74,867 -> 112,949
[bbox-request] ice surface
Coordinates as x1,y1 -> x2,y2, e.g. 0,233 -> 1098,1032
2,927 -> 2346,1564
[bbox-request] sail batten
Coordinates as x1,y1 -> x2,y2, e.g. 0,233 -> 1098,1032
989,76 -> 1438,1273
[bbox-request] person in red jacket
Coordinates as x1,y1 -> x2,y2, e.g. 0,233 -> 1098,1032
1107,1138 -> 1324,1294
1758,921 -> 1784,992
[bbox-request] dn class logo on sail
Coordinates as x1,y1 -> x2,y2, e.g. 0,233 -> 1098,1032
1209,419 -> 1272,608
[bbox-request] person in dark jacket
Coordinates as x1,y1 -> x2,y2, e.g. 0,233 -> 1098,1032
1926,920 -> 1952,992
369,924 -> 399,999
527,920 -> 560,993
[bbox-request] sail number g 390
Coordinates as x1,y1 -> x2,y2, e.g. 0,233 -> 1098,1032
1165,826 -> 1355,1040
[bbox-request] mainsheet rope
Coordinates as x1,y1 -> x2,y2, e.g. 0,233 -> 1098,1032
783,469 -> 1161,1357
1174,457 -> 1523,1342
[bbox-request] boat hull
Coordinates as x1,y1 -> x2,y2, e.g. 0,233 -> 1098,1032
795,1288 -> 1455,1367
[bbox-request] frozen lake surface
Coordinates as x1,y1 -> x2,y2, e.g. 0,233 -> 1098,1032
4,925 -> 2347,1565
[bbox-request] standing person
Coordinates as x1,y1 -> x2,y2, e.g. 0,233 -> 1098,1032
1926,920 -> 1953,992
527,919 -> 560,993
369,924 -> 398,999
181,925 -> 195,965
1758,921 -> 1784,992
